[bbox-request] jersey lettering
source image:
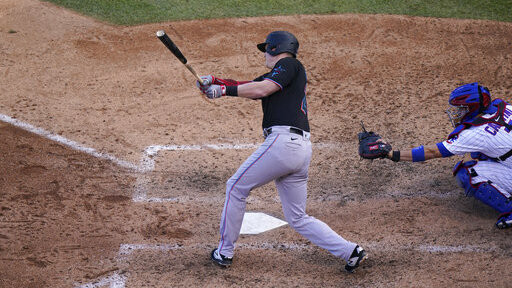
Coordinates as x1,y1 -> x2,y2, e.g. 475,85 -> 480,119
270,65 -> 285,77
504,107 -> 512,119
446,135 -> 458,144
485,124 -> 499,136
505,107 -> 512,133
301,95 -> 307,115
301,83 -> 308,115
484,120 -> 512,135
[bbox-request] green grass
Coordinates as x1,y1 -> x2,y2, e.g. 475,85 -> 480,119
43,0 -> 512,25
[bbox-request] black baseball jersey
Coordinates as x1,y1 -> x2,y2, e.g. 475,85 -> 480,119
253,57 -> 310,132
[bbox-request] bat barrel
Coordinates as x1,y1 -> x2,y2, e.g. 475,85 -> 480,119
156,30 -> 188,64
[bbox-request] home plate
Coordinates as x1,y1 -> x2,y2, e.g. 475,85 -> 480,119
240,212 -> 288,235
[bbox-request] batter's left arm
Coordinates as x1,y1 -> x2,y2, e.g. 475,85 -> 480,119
236,80 -> 280,99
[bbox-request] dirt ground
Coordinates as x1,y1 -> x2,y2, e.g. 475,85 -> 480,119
1,0 -> 511,287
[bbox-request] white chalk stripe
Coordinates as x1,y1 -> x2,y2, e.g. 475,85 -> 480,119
117,242 -> 499,256
0,113 -> 341,174
0,114 -> 139,171
117,242 -> 313,257
119,243 -> 183,255
74,272 -> 127,288
138,143 -> 341,172
417,244 -> 495,253
78,242 -> 499,287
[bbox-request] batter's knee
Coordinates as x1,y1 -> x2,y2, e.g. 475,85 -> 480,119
284,212 -> 309,229
225,177 -> 250,201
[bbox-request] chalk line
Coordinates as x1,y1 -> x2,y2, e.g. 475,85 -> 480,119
74,271 -> 127,288
133,143 -> 342,202
77,241 -> 502,286
116,241 -> 502,258
0,114 -> 138,171
0,113 -> 459,203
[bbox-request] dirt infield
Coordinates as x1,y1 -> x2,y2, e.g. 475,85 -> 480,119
1,0 -> 511,287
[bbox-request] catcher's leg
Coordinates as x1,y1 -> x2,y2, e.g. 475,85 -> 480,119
454,162 -> 512,213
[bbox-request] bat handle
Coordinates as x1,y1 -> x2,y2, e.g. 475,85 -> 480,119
185,64 -> 205,85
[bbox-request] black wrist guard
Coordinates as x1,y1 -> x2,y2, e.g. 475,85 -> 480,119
390,150 -> 400,162
225,85 -> 238,97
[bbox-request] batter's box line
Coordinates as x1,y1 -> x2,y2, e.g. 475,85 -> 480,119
0,114 -> 139,171
133,143 -> 342,202
74,271 -> 128,288
75,241 -> 503,287
0,113 -> 346,202
0,113 -> 341,171
0,114 -> 456,203
115,242 -> 502,257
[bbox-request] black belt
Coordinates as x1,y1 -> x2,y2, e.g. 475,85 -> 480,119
496,149 -> 512,162
263,127 -> 305,138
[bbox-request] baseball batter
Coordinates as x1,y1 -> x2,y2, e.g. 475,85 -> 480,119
360,82 -> 512,228
196,31 -> 367,273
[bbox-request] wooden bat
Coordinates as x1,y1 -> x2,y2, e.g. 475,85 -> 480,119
156,30 -> 205,85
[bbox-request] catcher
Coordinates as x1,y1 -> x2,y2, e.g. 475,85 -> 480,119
359,83 -> 512,229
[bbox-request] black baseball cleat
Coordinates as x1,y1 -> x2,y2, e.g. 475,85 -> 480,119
211,248 -> 233,268
344,245 -> 367,273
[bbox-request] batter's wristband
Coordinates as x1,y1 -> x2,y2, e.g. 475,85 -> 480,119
411,145 -> 425,162
390,150 -> 400,162
225,85 -> 238,97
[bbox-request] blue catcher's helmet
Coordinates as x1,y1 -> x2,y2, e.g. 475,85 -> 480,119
257,31 -> 299,58
446,82 -> 491,127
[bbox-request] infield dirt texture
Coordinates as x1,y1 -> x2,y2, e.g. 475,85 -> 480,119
1,0 -> 512,287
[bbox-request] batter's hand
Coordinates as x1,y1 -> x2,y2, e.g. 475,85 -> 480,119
196,75 -> 215,89
204,84 -> 226,99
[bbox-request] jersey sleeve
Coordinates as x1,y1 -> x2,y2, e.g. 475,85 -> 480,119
263,58 -> 298,90
438,128 -> 486,156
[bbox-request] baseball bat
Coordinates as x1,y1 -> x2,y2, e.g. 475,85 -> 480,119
156,30 -> 205,85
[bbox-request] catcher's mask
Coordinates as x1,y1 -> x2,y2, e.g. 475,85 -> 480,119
257,31 -> 299,58
446,82 -> 491,127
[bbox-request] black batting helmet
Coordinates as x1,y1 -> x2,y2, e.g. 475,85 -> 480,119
257,31 -> 299,58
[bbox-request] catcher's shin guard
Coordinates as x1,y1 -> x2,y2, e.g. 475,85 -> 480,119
453,161 -> 476,197
454,162 -> 512,213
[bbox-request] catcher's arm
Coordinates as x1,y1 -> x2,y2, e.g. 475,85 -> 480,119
386,144 -> 443,162
358,122 -> 445,162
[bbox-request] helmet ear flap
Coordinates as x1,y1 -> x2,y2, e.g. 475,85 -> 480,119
479,85 -> 491,110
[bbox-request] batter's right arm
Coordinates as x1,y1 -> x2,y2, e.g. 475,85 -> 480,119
200,79 -> 279,100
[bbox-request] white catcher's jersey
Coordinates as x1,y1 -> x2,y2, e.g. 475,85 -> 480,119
440,104 -> 512,194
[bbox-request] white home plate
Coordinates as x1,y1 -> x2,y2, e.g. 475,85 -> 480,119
240,212 -> 288,235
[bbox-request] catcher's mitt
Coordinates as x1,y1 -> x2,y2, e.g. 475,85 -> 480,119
358,121 -> 391,159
